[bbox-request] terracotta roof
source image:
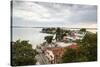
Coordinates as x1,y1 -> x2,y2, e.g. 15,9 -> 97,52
68,43 -> 78,49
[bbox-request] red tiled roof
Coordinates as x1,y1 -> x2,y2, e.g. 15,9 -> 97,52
68,43 -> 78,49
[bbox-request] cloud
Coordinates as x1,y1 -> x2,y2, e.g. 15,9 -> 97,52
12,1 -> 97,28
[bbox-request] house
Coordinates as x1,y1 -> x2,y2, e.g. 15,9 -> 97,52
44,49 -> 55,64
68,43 -> 78,49
43,43 -> 79,64
63,31 -> 86,41
63,36 -> 68,42
46,47 -> 65,63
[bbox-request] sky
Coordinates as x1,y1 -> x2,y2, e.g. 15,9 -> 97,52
12,1 -> 97,28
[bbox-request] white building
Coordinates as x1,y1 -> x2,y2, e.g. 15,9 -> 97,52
45,49 -> 54,63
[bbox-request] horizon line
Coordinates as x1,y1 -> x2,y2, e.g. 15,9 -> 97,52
12,26 -> 97,29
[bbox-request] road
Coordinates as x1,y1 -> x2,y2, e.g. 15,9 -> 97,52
35,54 -> 50,64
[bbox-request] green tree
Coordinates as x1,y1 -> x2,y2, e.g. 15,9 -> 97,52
79,32 -> 97,61
62,32 -> 97,63
56,27 -> 62,41
45,36 -> 53,43
62,48 -> 78,63
12,40 -> 36,66
80,28 -> 86,32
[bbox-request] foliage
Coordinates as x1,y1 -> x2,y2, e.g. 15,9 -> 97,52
45,36 -> 53,43
80,28 -> 86,32
62,32 -> 97,63
79,32 -> 97,61
42,27 -> 70,42
56,28 -> 61,41
12,40 -> 36,66
62,48 -> 78,63
42,28 -> 56,34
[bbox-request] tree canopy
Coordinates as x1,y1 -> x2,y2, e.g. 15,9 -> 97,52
45,36 -> 53,43
62,32 -> 97,63
80,28 -> 86,32
12,40 -> 36,66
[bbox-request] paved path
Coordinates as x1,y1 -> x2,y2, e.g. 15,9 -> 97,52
35,54 -> 50,64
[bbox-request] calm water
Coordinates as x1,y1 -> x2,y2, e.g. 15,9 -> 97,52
12,28 -> 97,49
12,28 -> 52,49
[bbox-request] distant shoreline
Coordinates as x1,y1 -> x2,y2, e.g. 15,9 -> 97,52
12,26 -> 97,29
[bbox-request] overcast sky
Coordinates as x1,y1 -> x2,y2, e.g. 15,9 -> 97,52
12,1 -> 97,28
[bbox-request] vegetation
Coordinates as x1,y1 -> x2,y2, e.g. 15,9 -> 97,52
62,32 -> 97,63
80,28 -> 86,32
42,27 -> 70,41
62,48 -> 78,63
41,28 -> 56,34
56,28 -> 62,41
44,36 -> 53,43
79,32 -> 97,61
56,27 -> 70,41
12,40 -> 36,66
